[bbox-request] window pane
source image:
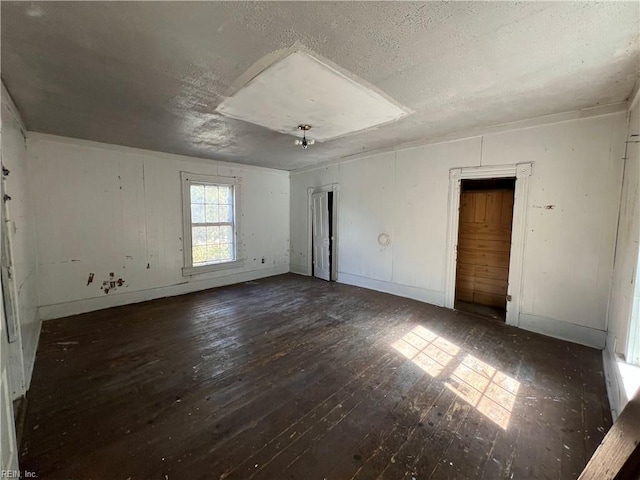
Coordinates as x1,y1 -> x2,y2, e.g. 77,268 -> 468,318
191,203 -> 205,223
192,246 -> 206,264
220,225 -> 233,243
219,243 -> 232,260
219,204 -> 232,223
205,204 -> 219,223
205,185 -> 218,204
191,185 -> 204,204
219,186 -> 233,204
205,245 -> 219,262
206,226 -> 220,245
187,181 -> 236,267
192,226 -> 206,246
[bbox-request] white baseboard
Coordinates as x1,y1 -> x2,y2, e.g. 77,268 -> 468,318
518,313 -> 607,349
289,263 -> 310,276
336,272 -> 606,349
39,265 -> 289,320
23,316 -> 41,391
338,272 -> 446,307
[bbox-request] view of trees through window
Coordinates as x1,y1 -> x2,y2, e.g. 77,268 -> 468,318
190,184 -> 235,265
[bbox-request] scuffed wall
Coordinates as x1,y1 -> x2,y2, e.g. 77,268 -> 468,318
291,112 -> 626,348
27,134 -> 290,319
1,85 -> 40,395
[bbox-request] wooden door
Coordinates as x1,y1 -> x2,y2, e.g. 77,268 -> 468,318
455,189 -> 514,308
312,192 -> 330,281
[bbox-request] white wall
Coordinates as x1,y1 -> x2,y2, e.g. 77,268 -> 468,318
1,85 -> 40,395
608,102 -> 640,357
291,112 -> 627,348
604,99 -> 640,417
28,134 -> 290,319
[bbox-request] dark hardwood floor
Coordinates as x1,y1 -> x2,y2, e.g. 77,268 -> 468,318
20,274 -> 611,479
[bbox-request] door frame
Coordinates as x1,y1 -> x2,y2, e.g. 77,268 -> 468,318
0,162 -> 25,399
444,163 -> 533,326
0,134 -> 19,471
1,209 -> 19,346
307,183 -> 339,281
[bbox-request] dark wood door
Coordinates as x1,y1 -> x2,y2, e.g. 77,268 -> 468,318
455,189 -> 514,308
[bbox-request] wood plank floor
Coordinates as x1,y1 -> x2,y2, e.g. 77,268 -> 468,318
20,274 -> 611,480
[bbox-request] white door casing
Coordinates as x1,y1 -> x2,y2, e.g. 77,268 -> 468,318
1,163 -> 25,400
444,163 -> 533,326
0,176 -> 19,474
1,218 -> 19,345
307,184 -> 339,281
312,192 -> 330,281
0,293 -> 19,474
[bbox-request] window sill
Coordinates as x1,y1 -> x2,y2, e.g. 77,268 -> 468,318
605,349 -> 640,421
616,356 -> 640,405
182,259 -> 245,277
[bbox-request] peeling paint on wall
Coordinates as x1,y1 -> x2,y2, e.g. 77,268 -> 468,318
27,135 -> 290,310
100,272 -> 126,294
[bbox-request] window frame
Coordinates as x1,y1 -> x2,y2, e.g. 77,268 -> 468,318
181,172 -> 244,276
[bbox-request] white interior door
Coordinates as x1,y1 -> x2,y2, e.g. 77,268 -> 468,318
312,192 -> 330,281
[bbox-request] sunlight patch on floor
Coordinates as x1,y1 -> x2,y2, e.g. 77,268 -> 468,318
391,325 -> 460,377
446,354 -> 519,429
392,326 -> 520,430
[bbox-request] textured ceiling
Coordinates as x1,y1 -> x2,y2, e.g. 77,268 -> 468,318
2,1 -> 639,171
215,51 -> 410,141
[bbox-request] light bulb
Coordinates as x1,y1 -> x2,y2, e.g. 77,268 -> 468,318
308,139 -> 315,145
294,139 -> 301,145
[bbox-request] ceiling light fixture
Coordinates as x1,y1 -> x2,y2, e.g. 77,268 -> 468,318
294,124 -> 315,149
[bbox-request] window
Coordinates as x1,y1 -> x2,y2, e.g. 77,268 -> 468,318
181,172 -> 243,275
627,250 -> 640,366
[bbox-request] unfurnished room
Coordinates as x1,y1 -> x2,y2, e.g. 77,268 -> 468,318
0,1 -> 639,479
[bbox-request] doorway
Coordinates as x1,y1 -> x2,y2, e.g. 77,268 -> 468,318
308,184 -> 338,281
454,178 -> 515,321
1,164 -> 24,400
0,163 -> 19,471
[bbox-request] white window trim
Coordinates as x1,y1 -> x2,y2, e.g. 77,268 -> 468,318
626,256 -> 640,366
181,172 -> 244,276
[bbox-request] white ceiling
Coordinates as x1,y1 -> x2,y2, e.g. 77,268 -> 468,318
1,1 -> 639,171
216,50 -> 410,142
